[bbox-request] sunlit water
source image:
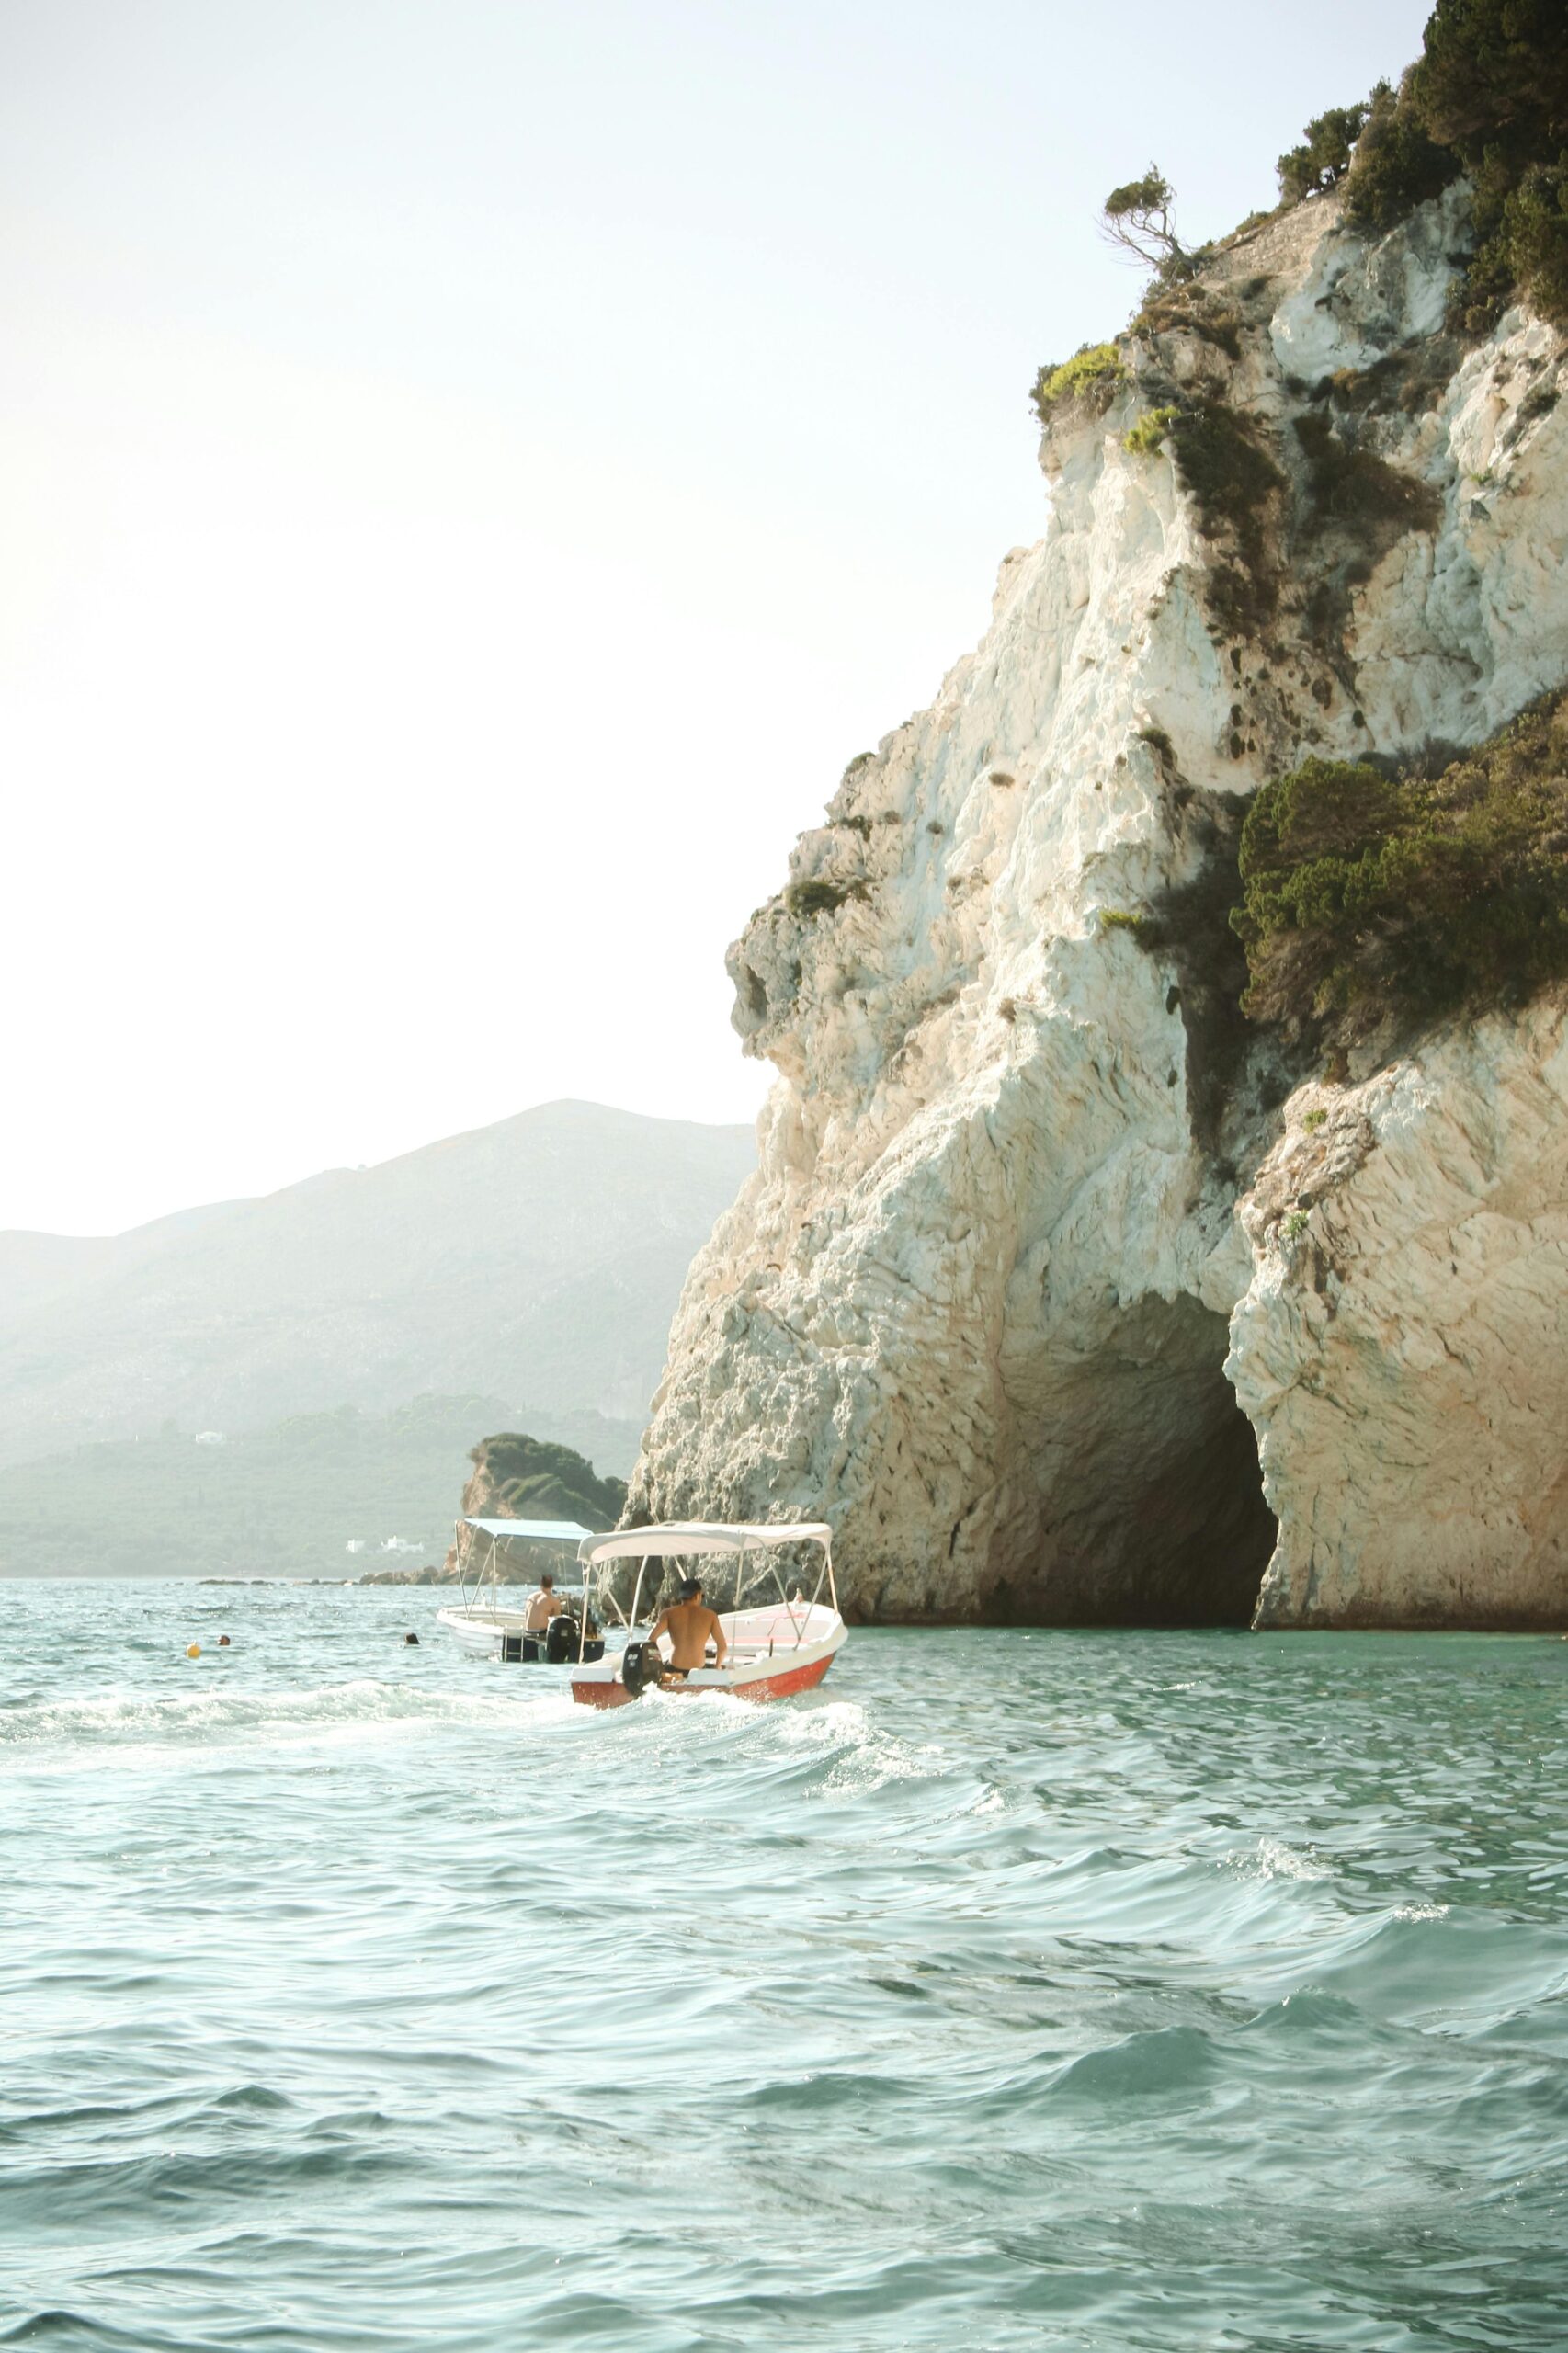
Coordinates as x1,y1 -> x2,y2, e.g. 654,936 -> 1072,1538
3,1581 -> 1566,2351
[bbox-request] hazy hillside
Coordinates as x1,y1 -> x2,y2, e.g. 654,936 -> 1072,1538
0,1100 -> 754,1472
0,1395 -> 638,1581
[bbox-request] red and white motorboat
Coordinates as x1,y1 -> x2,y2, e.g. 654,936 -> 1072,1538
568,1521 -> 845,1709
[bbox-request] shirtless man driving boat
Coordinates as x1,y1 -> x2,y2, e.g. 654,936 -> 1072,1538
647,1576 -> 727,1677
524,1572 -> 567,1634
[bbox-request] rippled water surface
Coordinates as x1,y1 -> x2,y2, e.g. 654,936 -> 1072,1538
4,1582 -> 1567,2350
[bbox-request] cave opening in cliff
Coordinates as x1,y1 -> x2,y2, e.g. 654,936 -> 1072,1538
992,1296 -> 1276,1627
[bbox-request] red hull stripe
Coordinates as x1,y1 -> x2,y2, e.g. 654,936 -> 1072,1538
571,1652 -> 835,1711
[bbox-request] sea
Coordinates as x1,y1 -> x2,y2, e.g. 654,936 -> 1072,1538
3,1580 -> 1565,2351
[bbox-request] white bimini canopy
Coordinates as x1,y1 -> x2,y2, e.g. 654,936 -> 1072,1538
578,1521 -> 832,1565
463,1518 -> 597,1541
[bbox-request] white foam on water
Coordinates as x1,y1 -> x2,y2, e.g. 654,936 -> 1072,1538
0,1676 -> 576,1773
1226,1836 -> 1334,1883
602,1683 -> 941,1799
822,1729 -> 940,1794
960,1786 -> 1006,1816
773,1696 -> 941,1792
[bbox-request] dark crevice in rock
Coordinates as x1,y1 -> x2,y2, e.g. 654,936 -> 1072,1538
983,1298 -> 1276,1626
1137,778 -> 1255,1153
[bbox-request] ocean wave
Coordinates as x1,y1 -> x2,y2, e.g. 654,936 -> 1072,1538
1247,1905 -> 1568,2027
7,1587 -> 1568,2351
3,2138 -> 410,2234
1224,1834 -> 1333,1882
0,1676 -> 572,1760
603,1686 -> 941,1800
744,2066 -> 913,2113
1,2313 -> 169,2353
1046,2022 -> 1218,2104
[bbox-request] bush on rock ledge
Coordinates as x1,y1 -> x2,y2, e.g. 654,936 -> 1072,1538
1233,690 -> 1568,1038
1030,343 -> 1126,426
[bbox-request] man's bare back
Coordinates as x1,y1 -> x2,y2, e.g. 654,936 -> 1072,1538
648,1587 -> 727,1673
524,1581 -> 566,1634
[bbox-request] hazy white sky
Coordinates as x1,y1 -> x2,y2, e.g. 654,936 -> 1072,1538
4,0 -> 1430,1234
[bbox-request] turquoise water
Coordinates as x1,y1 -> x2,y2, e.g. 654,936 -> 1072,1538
3,1583 -> 1566,2351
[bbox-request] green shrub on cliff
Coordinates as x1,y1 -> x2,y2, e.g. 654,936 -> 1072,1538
1413,0 -> 1568,162
1100,908 -> 1155,943
1122,404 -> 1183,457
1144,398 -> 1287,635
1130,280 -> 1241,356
1269,6 -> 1568,330
1342,3 -> 1568,330
1489,159 -> 1568,326
1029,343 -> 1126,426
1343,75 -> 1461,230
1425,0 -> 1568,335
1278,102 -> 1372,203
1233,691 -> 1568,1035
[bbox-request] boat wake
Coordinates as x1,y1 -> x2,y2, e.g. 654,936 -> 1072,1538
0,1675 -> 575,1768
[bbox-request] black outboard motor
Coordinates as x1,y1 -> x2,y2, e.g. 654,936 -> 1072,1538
545,1613 -> 577,1665
619,1639 -> 664,1697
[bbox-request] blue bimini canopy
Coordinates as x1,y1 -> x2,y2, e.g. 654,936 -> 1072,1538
462,1518 -> 597,1541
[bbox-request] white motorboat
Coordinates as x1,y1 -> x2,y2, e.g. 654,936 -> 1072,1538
435,1518 -> 610,1663
568,1521 -> 846,1708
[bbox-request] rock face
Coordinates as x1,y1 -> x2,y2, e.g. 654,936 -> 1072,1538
631,183 -> 1568,1626
440,1432 -> 624,1586
1231,992 -> 1568,1629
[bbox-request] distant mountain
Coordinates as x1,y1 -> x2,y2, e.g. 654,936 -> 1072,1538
0,1102 -> 753,1574
0,1396 -> 639,1581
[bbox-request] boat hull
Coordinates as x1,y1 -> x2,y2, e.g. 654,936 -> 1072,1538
436,1605 -> 549,1657
435,1605 -> 606,1665
571,1632 -> 842,1709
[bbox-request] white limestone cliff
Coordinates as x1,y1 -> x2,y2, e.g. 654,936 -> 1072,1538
631,184 -> 1568,1626
1231,992 -> 1568,1630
